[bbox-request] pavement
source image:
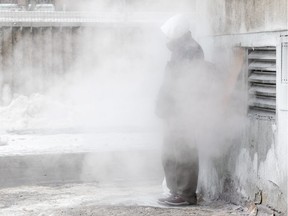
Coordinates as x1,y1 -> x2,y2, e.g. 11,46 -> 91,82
0,131 -> 248,216
0,182 -> 246,216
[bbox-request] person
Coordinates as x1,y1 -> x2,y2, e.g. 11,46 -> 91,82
156,15 -> 219,206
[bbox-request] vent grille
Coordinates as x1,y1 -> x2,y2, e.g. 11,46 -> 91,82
248,47 -> 276,115
281,42 -> 288,84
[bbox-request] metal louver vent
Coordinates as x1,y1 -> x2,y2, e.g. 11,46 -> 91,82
248,47 -> 276,116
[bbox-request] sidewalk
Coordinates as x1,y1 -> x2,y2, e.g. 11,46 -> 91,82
0,182 -> 246,216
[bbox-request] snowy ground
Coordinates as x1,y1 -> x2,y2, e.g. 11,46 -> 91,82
0,131 -> 161,156
0,183 -> 246,216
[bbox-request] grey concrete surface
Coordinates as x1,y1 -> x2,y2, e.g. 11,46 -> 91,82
0,132 -> 163,188
207,0 -> 288,35
0,151 -> 163,188
0,183 -> 246,216
52,205 -> 245,216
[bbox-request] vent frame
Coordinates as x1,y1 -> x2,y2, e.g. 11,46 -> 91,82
247,46 -> 277,119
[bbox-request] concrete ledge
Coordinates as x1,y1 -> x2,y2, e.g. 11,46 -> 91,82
0,150 -> 163,188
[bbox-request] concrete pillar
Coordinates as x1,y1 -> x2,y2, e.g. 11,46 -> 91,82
12,27 -> 22,94
17,0 -> 29,10
22,27 -> 33,95
22,27 -> 33,70
89,27 -> 96,69
55,0 -> 67,11
1,27 -> 13,102
52,27 -> 63,75
0,28 -> 3,104
62,27 -> 73,73
0,28 -> 2,74
71,26 -> 81,68
42,27 -> 53,90
32,27 -> 44,92
80,27 -> 96,71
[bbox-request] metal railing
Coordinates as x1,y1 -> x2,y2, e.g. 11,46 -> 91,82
0,11 -> 173,25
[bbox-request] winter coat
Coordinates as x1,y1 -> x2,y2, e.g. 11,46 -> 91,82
156,32 -> 223,134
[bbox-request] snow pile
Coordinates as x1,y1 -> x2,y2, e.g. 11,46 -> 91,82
0,94 -> 78,132
0,91 -> 159,133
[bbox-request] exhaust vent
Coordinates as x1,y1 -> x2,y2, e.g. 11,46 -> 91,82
248,47 -> 276,117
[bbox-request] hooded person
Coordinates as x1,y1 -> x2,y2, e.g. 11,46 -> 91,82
156,14 -> 220,206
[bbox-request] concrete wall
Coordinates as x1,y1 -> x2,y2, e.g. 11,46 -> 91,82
197,1 -> 288,214
197,47 -> 287,214
58,0 -> 196,12
206,0 -> 288,35
0,26 -> 80,104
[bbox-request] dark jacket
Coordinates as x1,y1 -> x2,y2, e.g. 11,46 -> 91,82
156,32 -> 221,123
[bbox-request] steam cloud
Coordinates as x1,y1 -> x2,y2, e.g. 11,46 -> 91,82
0,0 -> 247,189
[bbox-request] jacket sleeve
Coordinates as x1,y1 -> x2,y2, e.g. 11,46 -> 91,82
155,64 -> 175,119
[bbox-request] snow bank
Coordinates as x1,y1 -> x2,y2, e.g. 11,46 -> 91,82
0,94 -> 78,132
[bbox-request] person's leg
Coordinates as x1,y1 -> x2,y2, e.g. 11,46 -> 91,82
169,137 -> 199,205
176,146 -> 198,204
161,134 -> 178,195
